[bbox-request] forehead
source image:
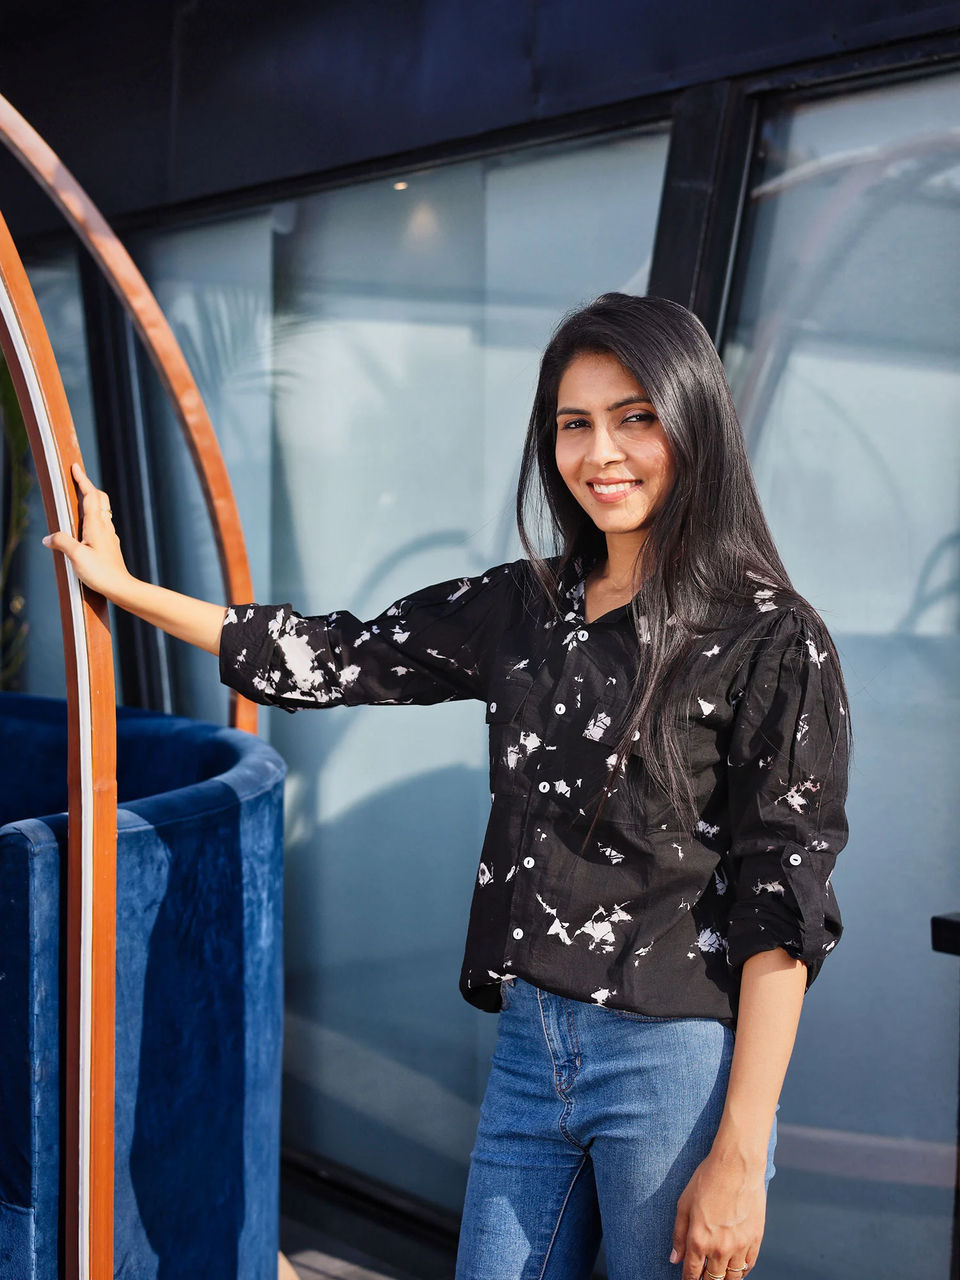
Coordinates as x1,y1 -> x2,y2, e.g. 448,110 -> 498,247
557,350 -> 647,401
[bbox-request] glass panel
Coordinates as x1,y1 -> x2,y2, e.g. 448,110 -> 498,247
3,248 -> 102,701
131,212 -> 276,725
132,125 -> 670,1210
722,70 -> 960,1278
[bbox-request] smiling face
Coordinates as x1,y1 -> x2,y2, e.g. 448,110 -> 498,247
554,350 -> 676,558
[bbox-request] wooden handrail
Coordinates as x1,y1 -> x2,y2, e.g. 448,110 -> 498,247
0,211 -> 117,1280
0,91 -> 267,1279
0,90 -> 258,734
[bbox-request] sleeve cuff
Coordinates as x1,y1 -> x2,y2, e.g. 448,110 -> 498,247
725,842 -> 843,991
218,603 -> 295,710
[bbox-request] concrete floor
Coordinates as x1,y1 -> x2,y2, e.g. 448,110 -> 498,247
279,1207 -> 455,1280
284,1243 -> 409,1280
281,1217 -> 417,1279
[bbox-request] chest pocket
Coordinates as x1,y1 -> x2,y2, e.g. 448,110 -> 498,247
484,664 -> 537,794
485,665 -> 535,725
484,617 -> 546,726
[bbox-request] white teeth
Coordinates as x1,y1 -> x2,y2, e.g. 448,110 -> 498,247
591,481 -> 638,494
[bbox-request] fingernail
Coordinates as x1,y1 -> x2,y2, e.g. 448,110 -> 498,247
670,1249 -> 679,1264
41,535 -> 51,546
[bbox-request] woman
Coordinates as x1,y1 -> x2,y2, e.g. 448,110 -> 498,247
44,293 -> 851,1280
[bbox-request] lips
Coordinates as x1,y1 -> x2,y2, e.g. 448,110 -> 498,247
587,479 -> 642,499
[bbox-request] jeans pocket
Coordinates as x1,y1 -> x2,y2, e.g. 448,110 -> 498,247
610,1008 -> 677,1022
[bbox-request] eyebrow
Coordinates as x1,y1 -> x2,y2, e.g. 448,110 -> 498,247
556,396 -> 653,417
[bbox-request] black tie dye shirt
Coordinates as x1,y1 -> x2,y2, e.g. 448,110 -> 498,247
218,552 -> 848,1027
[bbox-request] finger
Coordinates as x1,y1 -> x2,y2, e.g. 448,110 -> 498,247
71,460 -> 97,494
77,485 -> 113,534
682,1246 -> 705,1280
84,495 -> 113,525
42,530 -> 81,557
671,1208 -> 689,1266
71,465 -> 112,526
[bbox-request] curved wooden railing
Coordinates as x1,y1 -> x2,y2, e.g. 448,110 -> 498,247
0,212 -> 116,1280
0,92 -> 262,1279
0,90 -> 258,734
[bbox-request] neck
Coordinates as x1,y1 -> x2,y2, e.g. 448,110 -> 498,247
595,531 -> 649,591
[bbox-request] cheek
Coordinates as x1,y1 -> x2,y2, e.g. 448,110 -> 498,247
554,434 -> 577,480
646,439 -> 675,488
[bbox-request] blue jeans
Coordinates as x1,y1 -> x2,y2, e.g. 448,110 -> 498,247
455,978 -> 777,1280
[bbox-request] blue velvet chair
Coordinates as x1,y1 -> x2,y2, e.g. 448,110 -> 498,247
0,691 -> 287,1280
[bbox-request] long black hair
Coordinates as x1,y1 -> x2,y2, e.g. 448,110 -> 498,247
515,292 -> 853,842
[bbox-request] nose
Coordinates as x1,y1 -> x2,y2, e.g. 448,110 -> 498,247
584,419 -> 626,467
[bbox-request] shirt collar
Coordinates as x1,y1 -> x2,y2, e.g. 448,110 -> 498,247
560,548 -> 637,628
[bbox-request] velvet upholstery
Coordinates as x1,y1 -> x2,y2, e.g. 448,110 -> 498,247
0,692 -> 287,1280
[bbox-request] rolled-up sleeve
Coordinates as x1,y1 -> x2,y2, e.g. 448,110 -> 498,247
724,607 -> 849,990
218,562 -> 518,713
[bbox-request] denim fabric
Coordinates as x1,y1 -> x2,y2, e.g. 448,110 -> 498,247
456,978 -> 777,1280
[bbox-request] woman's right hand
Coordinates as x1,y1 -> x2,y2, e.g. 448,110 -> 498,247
42,461 -> 132,599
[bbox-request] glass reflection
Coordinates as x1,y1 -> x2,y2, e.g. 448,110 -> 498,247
12,249 -> 102,699
722,70 -> 960,1279
132,127 -> 671,1212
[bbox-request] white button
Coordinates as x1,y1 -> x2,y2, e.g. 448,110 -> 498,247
523,857 -> 535,869
578,629 -> 589,641
538,781 -> 550,793
632,730 -> 640,740
489,701 -> 497,713
555,702 -> 566,715
788,852 -> 802,866
513,928 -> 524,940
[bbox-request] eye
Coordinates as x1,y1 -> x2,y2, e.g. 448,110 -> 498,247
623,412 -> 655,426
558,418 -> 589,430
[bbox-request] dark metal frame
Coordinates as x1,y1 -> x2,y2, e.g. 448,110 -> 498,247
8,17 -> 960,1267
77,252 -> 172,711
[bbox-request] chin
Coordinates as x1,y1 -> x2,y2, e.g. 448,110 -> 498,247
593,509 -> 649,527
